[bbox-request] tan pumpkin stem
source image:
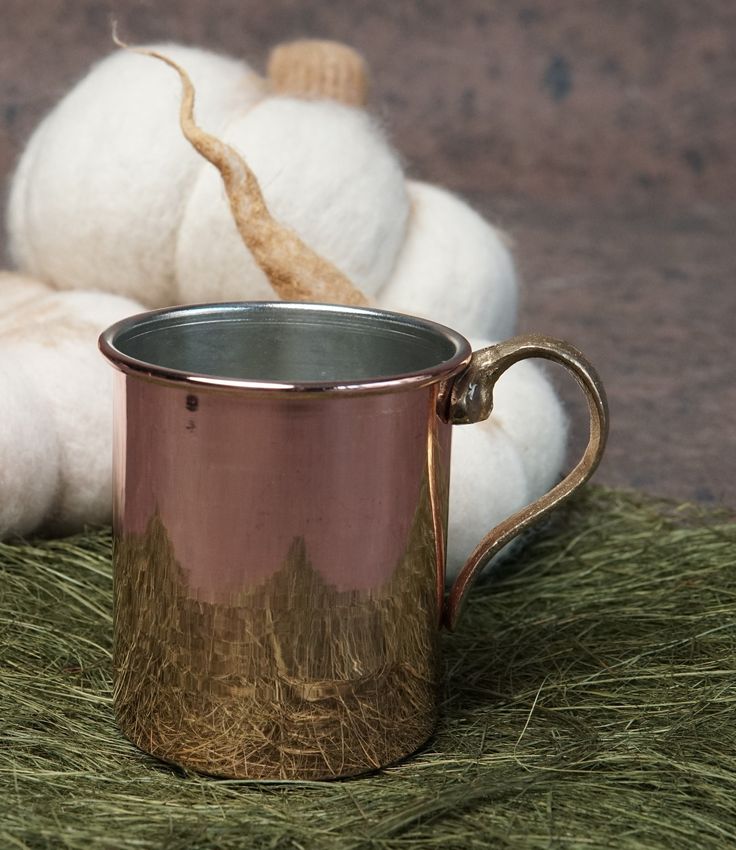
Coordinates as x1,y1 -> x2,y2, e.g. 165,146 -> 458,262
113,31 -> 369,307
267,40 -> 369,107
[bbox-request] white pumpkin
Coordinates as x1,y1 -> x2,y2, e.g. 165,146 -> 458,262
1,39 -> 567,575
0,273 -> 143,537
7,39 -> 517,339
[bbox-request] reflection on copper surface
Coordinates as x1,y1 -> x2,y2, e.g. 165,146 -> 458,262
112,376 -> 451,779
120,379 -> 436,598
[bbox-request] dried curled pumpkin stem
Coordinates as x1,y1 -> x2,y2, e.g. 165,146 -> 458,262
113,30 -> 369,307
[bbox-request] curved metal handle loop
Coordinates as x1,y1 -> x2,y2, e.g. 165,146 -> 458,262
443,334 -> 609,630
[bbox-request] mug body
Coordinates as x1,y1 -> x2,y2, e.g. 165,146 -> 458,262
100,302 -> 471,779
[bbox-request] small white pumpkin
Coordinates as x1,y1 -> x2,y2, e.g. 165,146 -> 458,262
0,273 -> 143,537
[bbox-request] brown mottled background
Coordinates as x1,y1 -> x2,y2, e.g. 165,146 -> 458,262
1,0 -> 734,506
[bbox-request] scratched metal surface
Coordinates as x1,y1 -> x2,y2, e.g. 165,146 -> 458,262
0,0 -> 733,506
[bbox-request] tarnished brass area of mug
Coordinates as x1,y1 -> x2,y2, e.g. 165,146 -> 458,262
112,475 -> 441,780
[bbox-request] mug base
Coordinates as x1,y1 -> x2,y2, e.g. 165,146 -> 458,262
116,708 -> 437,781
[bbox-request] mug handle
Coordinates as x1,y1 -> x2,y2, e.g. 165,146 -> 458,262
441,334 -> 609,630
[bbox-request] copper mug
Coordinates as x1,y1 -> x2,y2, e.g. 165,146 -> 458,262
99,301 -> 607,780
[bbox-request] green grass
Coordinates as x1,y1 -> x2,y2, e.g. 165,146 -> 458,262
2,487 -> 735,849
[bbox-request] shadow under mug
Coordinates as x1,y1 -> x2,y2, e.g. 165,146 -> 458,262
99,301 -> 608,780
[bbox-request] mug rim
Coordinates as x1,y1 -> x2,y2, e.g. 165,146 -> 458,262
99,301 -> 473,396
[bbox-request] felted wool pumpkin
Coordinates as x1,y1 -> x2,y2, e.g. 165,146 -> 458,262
0,273 -> 143,537
7,39 -> 515,340
1,39 -> 568,576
